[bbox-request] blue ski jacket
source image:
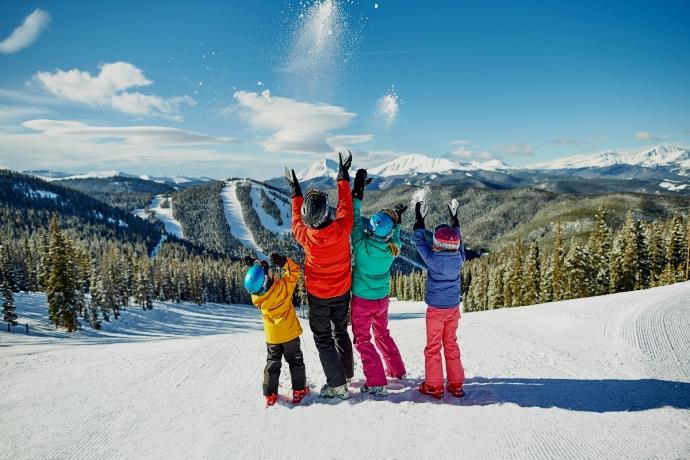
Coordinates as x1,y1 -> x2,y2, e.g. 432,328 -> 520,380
414,227 -> 466,308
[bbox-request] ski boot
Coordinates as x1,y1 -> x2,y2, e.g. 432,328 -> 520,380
265,393 -> 278,407
447,383 -> 465,398
360,385 -> 389,398
292,387 -> 310,404
319,383 -> 350,400
418,382 -> 444,400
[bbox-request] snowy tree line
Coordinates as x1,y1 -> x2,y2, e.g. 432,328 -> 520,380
461,209 -> 688,311
0,216 -> 258,332
388,209 -> 689,309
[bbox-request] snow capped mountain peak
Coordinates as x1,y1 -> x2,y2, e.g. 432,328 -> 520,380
298,158 -> 339,181
369,153 -> 472,177
527,145 -> 690,170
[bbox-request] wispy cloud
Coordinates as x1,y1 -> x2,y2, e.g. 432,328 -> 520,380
327,134 -> 373,149
449,139 -> 472,146
22,119 -> 235,145
634,131 -> 662,141
500,143 -> 535,157
33,62 -> 195,120
0,9 -> 51,54
552,138 -> 582,145
0,106 -> 50,122
374,88 -> 400,127
233,89 -> 360,154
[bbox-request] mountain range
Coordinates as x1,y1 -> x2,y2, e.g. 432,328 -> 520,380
271,145 -> 690,196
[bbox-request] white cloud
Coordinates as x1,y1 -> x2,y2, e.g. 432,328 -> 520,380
22,119 -> 235,145
500,143 -> 535,157
634,131 -> 662,141
0,105 -> 50,122
449,147 -> 493,161
233,89 -> 357,154
449,139 -> 472,146
0,9 -> 51,54
33,62 -> 194,120
0,129 -> 264,179
327,134 -> 374,149
374,89 -> 400,126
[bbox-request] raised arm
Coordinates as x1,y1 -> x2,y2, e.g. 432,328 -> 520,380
285,168 -> 307,245
335,152 -> 354,233
413,202 -> 431,261
351,198 -> 365,249
281,257 -> 301,295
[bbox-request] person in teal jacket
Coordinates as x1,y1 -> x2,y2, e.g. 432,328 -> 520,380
350,168 -> 408,398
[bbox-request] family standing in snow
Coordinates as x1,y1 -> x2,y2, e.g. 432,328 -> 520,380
243,151 -> 466,406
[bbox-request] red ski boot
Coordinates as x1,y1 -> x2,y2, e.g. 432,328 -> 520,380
265,394 -> 278,407
292,387 -> 310,404
418,382 -> 444,399
447,383 -> 465,398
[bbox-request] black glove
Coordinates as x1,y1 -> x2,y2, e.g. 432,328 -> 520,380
243,256 -> 255,267
352,168 -> 372,200
337,150 -> 352,182
414,201 -> 427,230
270,253 -> 287,268
447,199 -> 460,228
393,204 -> 407,224
283,167 -> 302,198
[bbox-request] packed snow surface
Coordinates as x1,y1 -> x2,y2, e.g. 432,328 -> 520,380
24,188 -> 59,200
659,180 -> 688,191
1,283 -> 689,459
220,180 -> 266,258
134,194 -> 184,239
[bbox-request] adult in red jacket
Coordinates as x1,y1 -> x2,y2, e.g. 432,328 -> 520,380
284,152 -> 354,400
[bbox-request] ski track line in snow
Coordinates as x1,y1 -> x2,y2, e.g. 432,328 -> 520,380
220,180 -> 266,258
2,284 -> 690,459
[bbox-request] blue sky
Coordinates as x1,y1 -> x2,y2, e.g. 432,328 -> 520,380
1,0 -> 689,179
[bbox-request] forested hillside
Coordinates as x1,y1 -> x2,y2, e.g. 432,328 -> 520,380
59,176 -> 175,211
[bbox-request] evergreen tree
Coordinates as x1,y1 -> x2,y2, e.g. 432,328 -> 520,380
45,216 -> 79,332
564,242 -> 595,299
588,206 -> 612,295
523,242 -> 541,306
1,277 -> 18,329
551,221 -> 566,300
508,242 -> 524,307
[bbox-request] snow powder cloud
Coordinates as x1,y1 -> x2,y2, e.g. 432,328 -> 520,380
375,88 -> 400,127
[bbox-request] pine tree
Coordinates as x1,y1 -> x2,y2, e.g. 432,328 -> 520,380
523,242 -> 541,306
45,216 -> 79,332
564,242 -> 595,299
551,221 -> 566,301
646,222 -> 666,287
588,206 -> 612,295
508,242 -> 524,307
2,277 -> 18,329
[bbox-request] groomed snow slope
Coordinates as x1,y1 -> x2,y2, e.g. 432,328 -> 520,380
133,194 -> 184,239
1,283 -> 689,459
220,180 -> 266,258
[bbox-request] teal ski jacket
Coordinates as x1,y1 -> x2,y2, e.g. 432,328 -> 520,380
351,198 -> 401,300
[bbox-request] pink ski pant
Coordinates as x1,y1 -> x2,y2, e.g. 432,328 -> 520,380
351,295 -> 407,387
424,306 -> 465,387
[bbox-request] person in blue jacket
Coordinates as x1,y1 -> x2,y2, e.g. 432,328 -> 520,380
413,199 -> 467,399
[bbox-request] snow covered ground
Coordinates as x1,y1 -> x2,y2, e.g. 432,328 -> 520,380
248,183 -> 291,235
1,283 -> 689,459
133,194 -> 184,239
220,180 -> 266,258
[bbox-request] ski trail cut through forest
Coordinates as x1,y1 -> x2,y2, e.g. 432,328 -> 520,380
221,180 -> 266,258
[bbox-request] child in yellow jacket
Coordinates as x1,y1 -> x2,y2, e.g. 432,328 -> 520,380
243,253 -> 309,406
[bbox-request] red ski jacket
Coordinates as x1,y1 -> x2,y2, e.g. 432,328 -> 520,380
291,179 -> 353,299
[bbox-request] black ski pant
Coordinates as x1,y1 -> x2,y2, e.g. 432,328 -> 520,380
308,292 -> 354,388
263,337 -> 306,396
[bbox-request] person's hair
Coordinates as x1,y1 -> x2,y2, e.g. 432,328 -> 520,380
388,242 -> 400,256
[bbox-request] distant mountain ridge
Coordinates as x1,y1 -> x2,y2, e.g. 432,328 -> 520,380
276,145 -> 690,196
